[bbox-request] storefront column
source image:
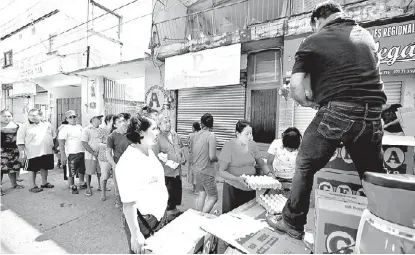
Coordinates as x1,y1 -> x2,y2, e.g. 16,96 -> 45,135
81,76 -> 105,126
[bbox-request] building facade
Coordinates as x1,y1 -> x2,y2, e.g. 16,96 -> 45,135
149,0 -> 415,149
1,0 -> 151,127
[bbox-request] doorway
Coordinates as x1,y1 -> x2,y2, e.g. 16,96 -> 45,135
251,88 -> 278,143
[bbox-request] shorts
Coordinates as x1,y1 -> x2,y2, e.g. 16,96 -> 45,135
68,153 -> 86,178
195,173 -> 218,198
85,159 -> 101,175
165,176 -> 182,210
26,154 -> 54,172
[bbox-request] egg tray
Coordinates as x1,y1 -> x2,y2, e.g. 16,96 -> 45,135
257,193 -> 288,215
241,174 -> 282,190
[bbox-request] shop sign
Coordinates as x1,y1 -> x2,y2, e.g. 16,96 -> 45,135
165,44 -> 241,90
368,20 -> 415,75
145,85 -> 169,112
10,82 -> 36,96
19,57 -> 61,80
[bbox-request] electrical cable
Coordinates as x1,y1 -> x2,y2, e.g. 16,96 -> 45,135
8,0 -> 192,68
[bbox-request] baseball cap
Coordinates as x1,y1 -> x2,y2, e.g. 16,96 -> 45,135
65,110 -> 77,118
90,115 -> 104,122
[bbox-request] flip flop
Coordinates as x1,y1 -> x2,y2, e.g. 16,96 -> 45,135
85,189 -> 92,197
16,179 -> 24,182
97,187 -> 111,191
41,183 -> 54,188
29,186 -> 43,193
12,184 -> 25,189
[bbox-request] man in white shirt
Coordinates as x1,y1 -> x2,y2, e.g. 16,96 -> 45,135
58,110 -> 86,194
82,115 -> 103,197
17,108 -> 56,193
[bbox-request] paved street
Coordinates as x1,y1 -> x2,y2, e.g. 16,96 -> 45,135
1,166 -> 224,254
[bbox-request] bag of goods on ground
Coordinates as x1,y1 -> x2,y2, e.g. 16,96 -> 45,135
355,209 -> 415,254
241,175 -> 281,190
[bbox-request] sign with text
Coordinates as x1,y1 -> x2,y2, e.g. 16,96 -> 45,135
368,20 -> 415,75
165,44 -> 241,90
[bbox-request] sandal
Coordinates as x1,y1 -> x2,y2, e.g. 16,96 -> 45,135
97,187 -> 111,191
1,189 -> 5,196
29,186 -> 43,193
16,179 -> 24,182
85,189 -> 92,197
12,184 -> 25,189
78,183 -> 88,190
41,183 -> 54,189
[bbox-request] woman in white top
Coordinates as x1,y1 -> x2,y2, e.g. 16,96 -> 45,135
115,115 -> 168,254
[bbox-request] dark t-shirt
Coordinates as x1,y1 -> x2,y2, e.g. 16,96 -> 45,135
107,132 -> 132,163
292,17 -> 387,105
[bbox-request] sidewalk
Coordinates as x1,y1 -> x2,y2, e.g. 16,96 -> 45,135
1,167 -> 223,254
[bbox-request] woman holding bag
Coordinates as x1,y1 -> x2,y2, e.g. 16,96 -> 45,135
115,115 -> 168,254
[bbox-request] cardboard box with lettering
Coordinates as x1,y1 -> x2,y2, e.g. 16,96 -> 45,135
323,136 -> 415,175
314,190 -> 367,254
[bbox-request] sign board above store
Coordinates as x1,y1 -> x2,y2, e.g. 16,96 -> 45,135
165,44 -> 241,90
11,82 -> 37,97
368,20 -> 415,75
283,20 -> 415,77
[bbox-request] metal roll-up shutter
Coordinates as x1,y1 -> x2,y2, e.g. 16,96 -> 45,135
34,92 -> 48,105
384,81 -> 402,104
293,105 -> 317,136
11,97 -> 28,125
177,85 -> 246,148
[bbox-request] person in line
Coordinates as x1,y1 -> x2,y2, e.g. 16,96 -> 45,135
97,114 -> 114,201
17,108 -> 55,193
56,120 -> 69,180
267,127 -> 302,185
82,115 -> 104,197
268,1 -> 387,240
191,113 -> 218,213
116,115 -> 168,254
187,122 -> 201,193
107,113 -> 132,208
153,115 -> 185,217
59,110 -> 86,194
1,110 -> 24,195
218,120 -> 273,213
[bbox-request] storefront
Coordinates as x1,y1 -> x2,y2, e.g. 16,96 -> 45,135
282,20 -> 415,135
164,44 -> 244,147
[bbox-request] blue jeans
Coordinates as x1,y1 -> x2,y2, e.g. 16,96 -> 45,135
282,101 -> 386,231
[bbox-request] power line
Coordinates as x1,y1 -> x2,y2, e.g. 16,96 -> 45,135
10,0 -> 190,68
0,0 -> 46,31
0,0 -> 18,13
8,0 -> 142,57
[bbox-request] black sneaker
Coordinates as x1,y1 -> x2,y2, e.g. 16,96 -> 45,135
71,185 -> 79,194
266,215 -> 304,240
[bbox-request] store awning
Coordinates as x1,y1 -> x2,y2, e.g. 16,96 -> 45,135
69,57 -> 154,80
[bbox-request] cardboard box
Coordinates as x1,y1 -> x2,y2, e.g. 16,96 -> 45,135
323,136 -> 415,175
313,168 -> 364,197
314,190 -> 367,254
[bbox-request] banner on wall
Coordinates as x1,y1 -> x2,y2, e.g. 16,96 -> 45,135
165,44 -> 241,90
368,20 -> 415,75
283,20 -> 415,77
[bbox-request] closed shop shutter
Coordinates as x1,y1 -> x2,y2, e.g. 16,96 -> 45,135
177,85 -> 246,148
383,81 -> 402,104
34,92 -> 48,105
11,97 -> 28,125
293,82 -> 403,135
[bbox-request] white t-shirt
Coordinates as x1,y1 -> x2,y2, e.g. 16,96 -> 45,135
16,121 -> 55,159
267,139 -> 298,180
58,124 -> 85,155
115,145 -> 168,221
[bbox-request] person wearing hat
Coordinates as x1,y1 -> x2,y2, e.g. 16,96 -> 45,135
59,110 -> 86,194
81,114 -> 105,197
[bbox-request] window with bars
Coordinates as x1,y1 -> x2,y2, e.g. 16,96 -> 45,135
3,50 -> 13,68
248,50 -> 282,84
